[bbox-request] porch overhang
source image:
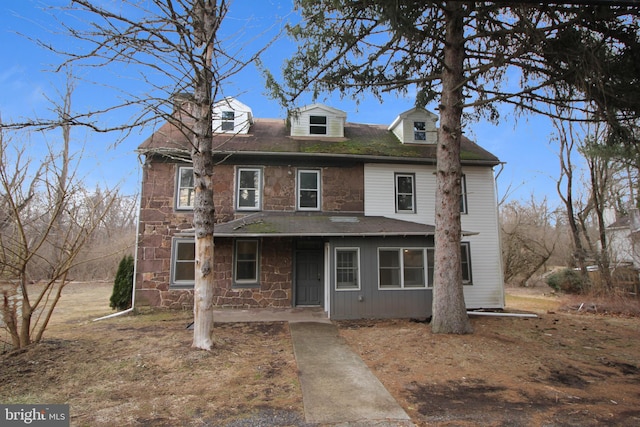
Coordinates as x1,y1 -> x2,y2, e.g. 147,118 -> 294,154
196,212 -> 478,238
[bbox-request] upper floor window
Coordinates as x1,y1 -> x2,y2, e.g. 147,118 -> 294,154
176,166 -> 194,210
171,238 -> 195,287
309,115 -> 327,135
395,173 -> 415,213
414,121 -> 426,141
221,111 -> 235,131
236,168 -> 261,210
298,170 -> 321,210
460,174 -> 468,214
379,248 -> 427,289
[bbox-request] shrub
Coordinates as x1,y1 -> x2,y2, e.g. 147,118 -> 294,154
110,255 -> 134,310
546,268 -> 588,294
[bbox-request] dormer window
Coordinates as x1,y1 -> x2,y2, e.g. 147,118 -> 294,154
221,111 -> 235,131
413,121 -> 426,141
310,115 -> 327,135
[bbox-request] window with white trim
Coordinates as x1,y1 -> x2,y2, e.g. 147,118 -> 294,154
309,115 -> 327,135
395,173 -> 415,213
171,238 -> 195,287
176,166 -> 194,209
236,168 -> 261,210
335,248 -> 360,290
426,243 -> 473,286
221,111 -> 235,131
414,121 -> 426,141
234,239 -> 259,286
460,174 -> 468,214
297,170 -> 320,210
378,248 -> 427,289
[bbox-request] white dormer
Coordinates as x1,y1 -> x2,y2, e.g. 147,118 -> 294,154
212,97 -> 253,134
388,107 -> 438,144
290,103 -> 346,138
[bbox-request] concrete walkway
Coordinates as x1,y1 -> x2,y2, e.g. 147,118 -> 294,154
289,322 -> 414,426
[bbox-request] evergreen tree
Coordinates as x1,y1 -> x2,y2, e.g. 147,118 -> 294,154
110,255 -> 134,311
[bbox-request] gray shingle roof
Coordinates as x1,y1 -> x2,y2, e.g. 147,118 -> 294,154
138,118 -> 500,165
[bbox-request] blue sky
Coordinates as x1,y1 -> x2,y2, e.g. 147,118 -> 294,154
0,0 -> 572,204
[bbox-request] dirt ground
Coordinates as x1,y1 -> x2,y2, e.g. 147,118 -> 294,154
1,282 -> 640,426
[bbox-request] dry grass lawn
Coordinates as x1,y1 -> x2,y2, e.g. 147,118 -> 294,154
2,282 -> 640,426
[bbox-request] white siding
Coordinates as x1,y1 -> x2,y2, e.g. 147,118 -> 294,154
212,97 -> 253,134
290,105 -> 346,137
364,163 -> 504,309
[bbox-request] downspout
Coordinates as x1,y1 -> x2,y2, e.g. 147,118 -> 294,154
94,155 -> 144,321
494,162 -> 506,309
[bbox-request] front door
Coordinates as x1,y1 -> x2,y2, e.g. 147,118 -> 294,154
295,250 -> 323,306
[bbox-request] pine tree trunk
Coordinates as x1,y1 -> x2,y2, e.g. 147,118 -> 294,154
431,1 -> 472,334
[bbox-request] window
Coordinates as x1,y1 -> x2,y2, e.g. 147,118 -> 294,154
378,248 -> 427,289
414,121 -> 426,141
426,243 -> 473,286
460,174 -> 468,214
171,238 -> 195,287
461,242 -> 472,284
235,239 -> 259,285
176,166 -> 194,209
309,115 -> 327,135
236,168 -> 261,210
395,173 -> 415,213
335,248 -> 360,290
221,111 -> 235,131
298,170 -> 320,210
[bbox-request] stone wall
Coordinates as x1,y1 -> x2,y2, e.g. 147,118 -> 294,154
135,157 -> 364,309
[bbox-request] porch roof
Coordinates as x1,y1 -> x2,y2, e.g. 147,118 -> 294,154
214,212 -> 433,237
196,212 -> 477,238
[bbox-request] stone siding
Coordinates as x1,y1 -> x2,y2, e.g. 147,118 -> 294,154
135,157 -> 363,309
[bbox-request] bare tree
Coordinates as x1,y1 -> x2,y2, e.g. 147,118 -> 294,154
30,0 -> 279,350
501,197 -> 559,287
0,87 -> 121,349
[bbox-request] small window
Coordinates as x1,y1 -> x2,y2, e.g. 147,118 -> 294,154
176,166 -> 194,209
460,174 -> 468,214
298,170 -> 320,210
235,239 -> 259,286
461,242 -> 472,284
426,244 -> 472,286
309,115 -> 327,135
171,238 -> 195,287
221,111 -> 235,131
336,248 -> 360,290
395,173 -> 415,213
236,168 -> 261,210
378,248 -> 427,289
414,121 -> 426,141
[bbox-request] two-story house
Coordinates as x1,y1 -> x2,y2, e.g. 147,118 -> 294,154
135,97 -> 504,319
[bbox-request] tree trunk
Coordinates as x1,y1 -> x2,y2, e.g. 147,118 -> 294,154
191,1 -> 218,350
431,1 -> 472,334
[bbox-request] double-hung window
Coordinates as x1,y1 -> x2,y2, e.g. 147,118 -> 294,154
378,248 -> 427,289
234,239 -> 259,286
460,174 -> 468,214
236,168 -> 261,210
176,166 -> 194,209
426,243 -> 473,286
221,111 -> 235,131
297,170 -> 320,210
335,248 -> 360,290
309,115 -> 327,135
414,121 -> 426,141
395,173 -> 415,213
171,238 -> 195,287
